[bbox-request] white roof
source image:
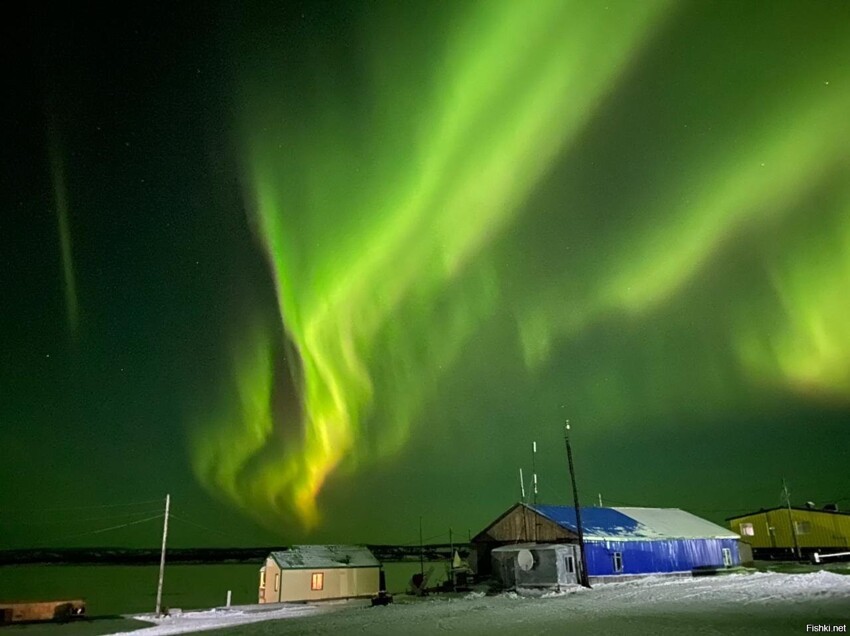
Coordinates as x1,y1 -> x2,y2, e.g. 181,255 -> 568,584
270,545 -> 380,570
613,507 -> 739,540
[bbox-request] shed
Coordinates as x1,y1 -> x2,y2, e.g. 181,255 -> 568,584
491,543 -> 581,590
258,545 -> 381,603
475,503 -> 741,584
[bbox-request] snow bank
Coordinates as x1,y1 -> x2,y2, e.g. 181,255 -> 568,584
106,571 -> 850,635
110,603 -> 329,635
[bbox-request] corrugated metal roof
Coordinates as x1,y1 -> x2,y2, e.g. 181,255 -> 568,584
726,506 -> 850,521
613,507 -> 739,539
530,504 -> 738,540
270,545 -> 380,570
532,505 -> 642,539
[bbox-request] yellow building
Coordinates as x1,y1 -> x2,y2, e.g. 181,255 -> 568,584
258,545 -> 381,604
727,507 -> 850,558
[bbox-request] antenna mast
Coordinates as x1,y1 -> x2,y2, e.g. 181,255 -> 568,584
782,479 -> 801,559
532,441 -> 538,505
519,468 -> 526,502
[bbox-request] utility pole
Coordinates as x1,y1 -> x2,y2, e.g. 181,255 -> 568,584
564,421 -> 591,588
155,493 -> 170,616
419,516 -> 424,577
449,527 -> 454,591
782,479 -> 801,560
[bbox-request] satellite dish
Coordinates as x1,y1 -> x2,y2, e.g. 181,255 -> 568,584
517,549 -> 534,572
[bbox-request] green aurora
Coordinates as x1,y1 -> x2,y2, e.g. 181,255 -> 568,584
47,128 -> 79,342
5,1 -> 850,550
188,0 -> 850,534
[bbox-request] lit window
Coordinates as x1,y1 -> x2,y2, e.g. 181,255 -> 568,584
612,552 -> 623,573
794,521 -> 811,535
739,523 -> 755,536
259,568 -> 266,589
274,573 -> 280,592
311,572 -> 324,591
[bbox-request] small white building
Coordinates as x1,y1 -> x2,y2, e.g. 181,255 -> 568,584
258,545 -> 381,603
491,543 -> 581,590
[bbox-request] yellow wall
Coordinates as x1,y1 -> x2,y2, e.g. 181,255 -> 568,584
278,567 -> 379,602
258,557 -> 280,604
730,509 -> 850,550
258,558 -> 380,603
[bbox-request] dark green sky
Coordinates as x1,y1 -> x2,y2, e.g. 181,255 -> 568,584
2,0 -> 849,549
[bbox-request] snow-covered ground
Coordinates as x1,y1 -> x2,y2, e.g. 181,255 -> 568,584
114,571 -> 850,636
111,602 -> 339,635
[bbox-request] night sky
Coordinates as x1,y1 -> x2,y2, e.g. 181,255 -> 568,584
3,1 -> 850,550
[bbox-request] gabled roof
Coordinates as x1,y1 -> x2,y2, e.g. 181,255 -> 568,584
614,507 -> 739,539
269,545 -> 380,570
532,505 -> 641,538
531,504 -> 738,541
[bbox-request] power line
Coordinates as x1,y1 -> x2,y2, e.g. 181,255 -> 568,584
1,498 -> 165,514
167,514 -> 238,540
0,508 -> 164,526
63,514 -> 164,539
34,513 -> 164,545
397,531 -> 448,547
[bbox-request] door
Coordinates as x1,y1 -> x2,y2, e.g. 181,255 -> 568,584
564,555 -> 576,583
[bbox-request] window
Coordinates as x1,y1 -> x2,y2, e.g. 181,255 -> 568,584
794,521 -> 811,535
739,523 -> 755,536
259,568 -> 266,590
274,573 -> 280,592
612,552 -> 623,573
565,556 -> 574,573
722,548 -> 733,567
311,572 -> 324,591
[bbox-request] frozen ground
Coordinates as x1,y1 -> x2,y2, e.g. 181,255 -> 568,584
107,603 -> 329,636
111,571 -> 850,636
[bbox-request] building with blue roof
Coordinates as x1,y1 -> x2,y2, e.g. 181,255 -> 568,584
473,503 -> 742,584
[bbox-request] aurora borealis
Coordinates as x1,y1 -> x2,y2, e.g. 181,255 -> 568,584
3,1 -> 850,548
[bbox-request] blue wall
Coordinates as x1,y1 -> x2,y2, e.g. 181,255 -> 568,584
584,538 -> 740,576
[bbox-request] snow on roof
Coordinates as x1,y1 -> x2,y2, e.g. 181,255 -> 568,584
530,504 -> 738,541
613,507 -> 739,540
270,545 -> 380,570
